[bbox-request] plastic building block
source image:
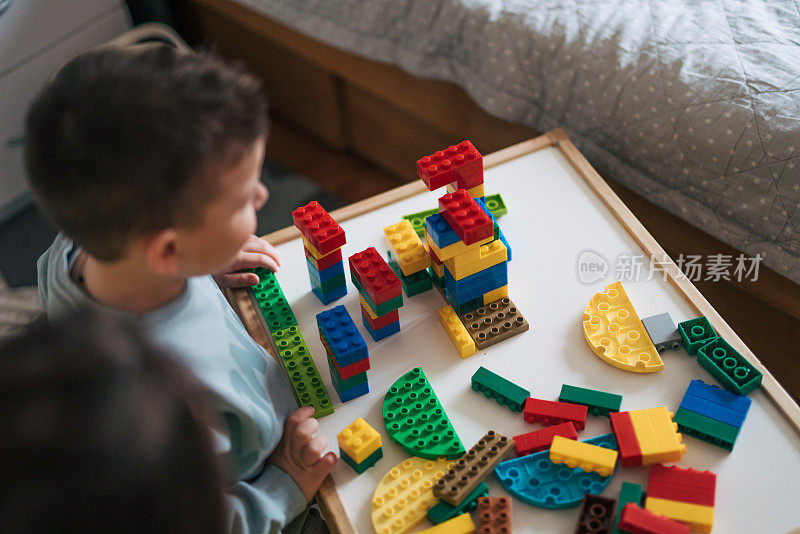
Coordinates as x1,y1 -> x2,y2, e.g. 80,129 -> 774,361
337,417 -> 382,464
308,269 -> 346,294
471,366 -> 530,412
523,398 -> 588,430
447,293 -> 484,316
678,379 -> 751,428
382,367 -> 465,459
427,482 -> 488,525
610,408 -> 685,467
646,464 -> 716,507
575,494 -> 616,534
326,353 -> 367,390
466,182 -> 485,199
387,250 -> 432,297
292,201 -> 346,256
476,496 -> 512,534
417,140 -> 483,191
304,244 -> 342,271
559,384 -> 622,417
644,498 -> 713,533
361,303 -> 399,330
426,213 -> 460,249
481,285 -> 508,305
619,503 -> 689,534
438,189 -> 494,245
549,436 -> 618,477
311,280 -> 347,305
363,317 -> 401,342
384,220 -> 430,276
582,282 -> 663,373
340,446 -> 383,474
415,513 -> 475,534
250,267 -> 298,333
349,247 -> 402,304
614,482 -> 645,534
513,422 -> 578,456
438,305 -> 477,358
677,316 -> 717,355
609,410 -> 643,467
433,430 -> 513,506
444,240 -> 507,280
494,433 -> 618,509
484,194 -> 507,218
425,232 -> 492,262
371,456 -> 455,534
444,261 -> 508,305
316,306 -> 368,367
641,313 -> 681,353
402,207 -> 439,238
351,274 -> 403,317
329,365 -> 369,402
271,326 -> 334,418
473,197 -> 512,262
321,331 -> 371,379
672,408 -> 740,451
697,337 -> 763,395
305,257 -> 344,282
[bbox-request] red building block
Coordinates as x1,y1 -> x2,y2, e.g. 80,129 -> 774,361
292,201 -> 346,255
360,305 -> 399,331
513,422 -> 578,456
609,411 -> 643,467
438,189 -> 494,245
646,464 -> 716,507
348,247 -> 402,304
416,140 -> 483,191
619,503 -> 690,534
522,398 -> 588,431
321,334 -> 371,380
304,246 -> 343,271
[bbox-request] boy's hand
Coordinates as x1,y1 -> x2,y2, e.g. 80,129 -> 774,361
213,234 -> 282,289
268,406 -> 337,501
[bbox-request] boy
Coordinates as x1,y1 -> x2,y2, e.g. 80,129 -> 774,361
0,310 -> 226,533
26,45 -> 336,532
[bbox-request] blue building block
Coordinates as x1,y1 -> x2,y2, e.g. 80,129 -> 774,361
310,278 -> 347,305
306,258 -> 344,283
444,260 -> 507,304
678,379 -> 751,428
445,291 -> 483,315
425,213 -> 460,248
475,198 -> 512,262
316,306 -> 368,367
362,317 -> 401,341
494,433 -> 618,509
329,364 -> 369,402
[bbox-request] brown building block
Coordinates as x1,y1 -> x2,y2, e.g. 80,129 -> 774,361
574,494 -> 616,534
476,496 -> 512,534
433,430 -> 513,506
460,297 -> 529,350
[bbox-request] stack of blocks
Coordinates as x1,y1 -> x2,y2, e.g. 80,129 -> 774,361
644,464 -> 716,533
337,417 -> 382,474
292,201 -> 347,305
316,306 -> 370,402
673,379 -> 751,451
348,247 -> 404,341
610,407 -> 686,467
384,220 -> 432,297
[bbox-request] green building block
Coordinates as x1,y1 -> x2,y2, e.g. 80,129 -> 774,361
673,407 -> 740,451
471,366 -> 530,412
350,274 -> 403,316
613,482 -> 644,534
677,316 -> 717,355
559,384 -> 622,417
382,367 -> 465,460
484,194 -> 507,218
271,326 -> 334,418
427,481 -> 488,525
387,250 -> 432,297
340,446 -> 383,474
310,272 -> 346,294
697,336 -> 762,395
402,207 -> 439,238
429,268 -> 445,288
250,267 -> 297,333
327,353 -> 368,390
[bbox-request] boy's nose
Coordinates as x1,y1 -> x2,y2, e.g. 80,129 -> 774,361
254,183 -> 268,210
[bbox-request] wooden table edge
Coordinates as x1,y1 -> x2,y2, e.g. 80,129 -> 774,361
228,128 -> 800,533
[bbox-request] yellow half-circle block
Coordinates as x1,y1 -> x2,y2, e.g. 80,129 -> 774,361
371,456 -> 455,534
582,281 -> 663,373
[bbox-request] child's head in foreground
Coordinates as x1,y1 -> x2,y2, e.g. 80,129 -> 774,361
0,311 -> 225,533
25,45 -> 269,277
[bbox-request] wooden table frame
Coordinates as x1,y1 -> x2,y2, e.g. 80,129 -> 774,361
228,129 -> 800,533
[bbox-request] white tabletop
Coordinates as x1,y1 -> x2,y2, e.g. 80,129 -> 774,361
270,145 -> 800,533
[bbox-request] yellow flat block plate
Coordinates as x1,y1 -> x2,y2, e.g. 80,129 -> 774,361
645,497 -> 714,533
385,220 -> 430,276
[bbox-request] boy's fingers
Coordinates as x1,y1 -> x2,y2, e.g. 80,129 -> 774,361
230,252 -> 278,272
300,435 -> 327,466
285,405 -> 315,435
293,417 -> 319,444
215,272 -> 258,289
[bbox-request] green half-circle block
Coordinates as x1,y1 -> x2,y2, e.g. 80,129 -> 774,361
382,367 -> 465,460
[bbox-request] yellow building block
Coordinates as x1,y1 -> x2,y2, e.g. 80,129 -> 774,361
371,456 -> 455,534
431,260 -> 445,278
301,235 -> 341,260
629,407 -> 685,464
416,513 -> 475,534
444,240 -> 507,280
425,232 -> 493,262
645,497 -> 714,533
337,418 -> 382,464
384,220 -> 430,276
548,435 -> 618,477
359,294 -> 378,319
482,285 -> 508,304
445,183 -> 485,200
582,281 -> 663,373
438,305 -> 476,358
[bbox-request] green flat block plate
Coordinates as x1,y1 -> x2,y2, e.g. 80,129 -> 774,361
251,267 -> 297,332
427,482 -> 488,525
402,207 -> 439,238
272,326 -> 334,419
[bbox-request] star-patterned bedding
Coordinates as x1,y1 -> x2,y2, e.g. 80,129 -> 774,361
237,0 -> 800,284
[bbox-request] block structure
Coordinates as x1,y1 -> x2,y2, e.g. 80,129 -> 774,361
292,201 -> 348,304
349,247 -> 403,341
460,298 -> 529,350
476,496 -> 512,533
609,407 -> 685,467
316,306 -> 370,403
337,418 -> 382,474
644,464 -> 716,533
673,379 -> 751,451
619,503 -> 690,534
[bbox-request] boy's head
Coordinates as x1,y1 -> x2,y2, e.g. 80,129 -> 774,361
0,310 -> 225,533
25,45 -> 268,275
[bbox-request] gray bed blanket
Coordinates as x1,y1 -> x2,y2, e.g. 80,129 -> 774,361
238,0 -> 800,285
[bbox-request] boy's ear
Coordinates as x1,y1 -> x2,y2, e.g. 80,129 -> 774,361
144,228 -> 181,277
